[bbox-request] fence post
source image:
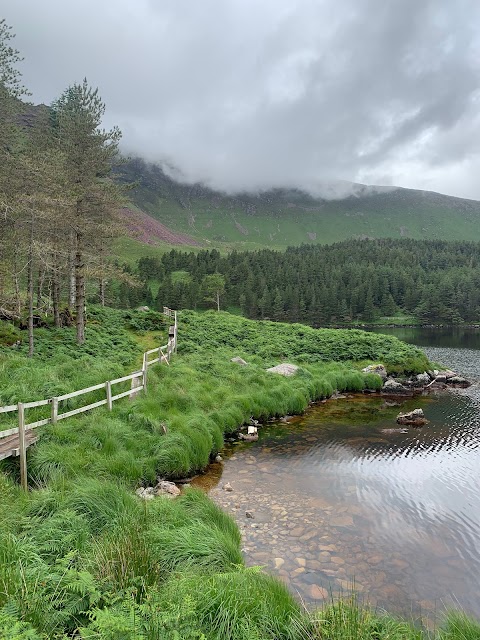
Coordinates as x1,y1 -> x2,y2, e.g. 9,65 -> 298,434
51,397 -> 59,424
174,311 -> 178,354
18,402 -> 27,491
106,381 -> 113,411
142,353 -> 148,392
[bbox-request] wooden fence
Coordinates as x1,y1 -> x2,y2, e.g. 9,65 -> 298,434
0,308 -> 177,490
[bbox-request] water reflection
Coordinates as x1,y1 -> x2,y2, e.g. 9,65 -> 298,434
199,345 -> 480,621
366,326 -> 480,350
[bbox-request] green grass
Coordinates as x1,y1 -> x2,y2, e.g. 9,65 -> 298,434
0,307 -> 478,638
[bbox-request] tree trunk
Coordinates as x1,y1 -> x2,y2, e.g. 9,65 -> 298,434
52,256 -> 61,328
69,250 -> 76,308
216,290 -> 220,311
99,278 -> 106,307
13,246 -> 21,315
75,231 -> 85,345
36,266 -> 45,311
27,223 -> 34,357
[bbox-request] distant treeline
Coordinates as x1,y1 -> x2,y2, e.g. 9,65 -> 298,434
133,239 -> 480,324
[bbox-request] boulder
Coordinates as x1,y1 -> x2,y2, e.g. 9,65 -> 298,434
267,363 -> 299,377
416,372 -> 431,385
231,356 -> 248,365
362,364 -> 387,380
382,379 -> 409,394
155,480 -> 181,498
396,408 -> 428,426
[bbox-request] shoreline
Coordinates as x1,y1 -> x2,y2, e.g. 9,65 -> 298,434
325,323 -> 480,329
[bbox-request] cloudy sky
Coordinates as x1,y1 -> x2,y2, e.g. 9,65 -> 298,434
2,0 -> 480,198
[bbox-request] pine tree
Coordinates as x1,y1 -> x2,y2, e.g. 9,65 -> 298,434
52,80 -> 123,344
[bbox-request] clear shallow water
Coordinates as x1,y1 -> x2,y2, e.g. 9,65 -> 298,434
198,328 -> 480,620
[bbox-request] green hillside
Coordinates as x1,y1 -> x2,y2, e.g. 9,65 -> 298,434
120,158 -> 480,250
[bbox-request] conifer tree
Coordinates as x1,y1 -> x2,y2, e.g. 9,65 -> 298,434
52,80 -> 123,344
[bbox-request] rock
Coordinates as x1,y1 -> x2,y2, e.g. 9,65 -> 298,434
247,426 -> 258,435
382,379 -> 409,394
274,557 -> 285,569
245,510 -> 254,519
135,487 -> 155,500
331,515 -> 354,527
215,454 -> 223,463
136,305 -> 150,312
416,372 -> 431,385
362,364 -> 387,380
396,408 -> 428,426
267,363 -> 299,377
308,584 -> 329,600
447,376 -> 471,387
441,370 -> 457,379
380,428 -> 408,434
155,480 -> 181,498
238,432 -> 259,442
231,356 -> 248,365
223,482 -> 234,492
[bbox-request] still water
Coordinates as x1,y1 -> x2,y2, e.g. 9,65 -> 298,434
196,327 -> 480,620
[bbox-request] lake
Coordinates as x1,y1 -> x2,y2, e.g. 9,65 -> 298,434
194,327 -> 480,622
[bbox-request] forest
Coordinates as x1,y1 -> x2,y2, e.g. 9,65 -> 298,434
134,239 -> 480,325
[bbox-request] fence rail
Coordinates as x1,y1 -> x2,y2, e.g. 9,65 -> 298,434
0,308 -> 178,489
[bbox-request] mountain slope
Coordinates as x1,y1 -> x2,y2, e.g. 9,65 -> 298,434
119,158 -> 480,250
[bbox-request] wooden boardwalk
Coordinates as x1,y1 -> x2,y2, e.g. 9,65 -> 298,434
0,430 -> 38,461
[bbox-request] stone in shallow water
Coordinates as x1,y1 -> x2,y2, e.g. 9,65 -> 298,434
274,557 -> 285,569
308,584 -> 329,600
331,515 -> 354,527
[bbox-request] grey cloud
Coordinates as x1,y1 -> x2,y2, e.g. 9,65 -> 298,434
2,0 -> 480,198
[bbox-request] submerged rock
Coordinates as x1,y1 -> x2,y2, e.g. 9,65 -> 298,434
239,432 -> 259,442
396,408 -> 428,427
267,363 -> 299,377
